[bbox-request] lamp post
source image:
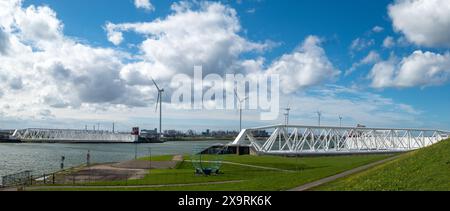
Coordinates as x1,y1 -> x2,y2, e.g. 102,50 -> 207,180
284,107 -> 291,125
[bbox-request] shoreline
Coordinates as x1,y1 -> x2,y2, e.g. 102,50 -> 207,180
0,138 -> 233,144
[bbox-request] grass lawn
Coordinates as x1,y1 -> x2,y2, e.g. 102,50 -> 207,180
33,153 -> 394,191
315,139 -> 450,191
138,154 -> 174,161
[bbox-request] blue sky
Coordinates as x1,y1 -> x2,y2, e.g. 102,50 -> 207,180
1,0 -> 450,132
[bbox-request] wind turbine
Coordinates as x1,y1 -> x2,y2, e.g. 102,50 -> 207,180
316,111 -> 322,126
152,78 -> 164,138
284,102 -> 291,125
235,89 -> 249,132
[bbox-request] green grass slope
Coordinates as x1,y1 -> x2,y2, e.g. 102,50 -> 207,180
316,139 -> 450,191
33,154 -> 392,191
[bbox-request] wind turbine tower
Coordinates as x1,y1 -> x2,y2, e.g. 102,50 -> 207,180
235,89 -> 249,132
317,111 -> 322,126
152,78 -> 164,138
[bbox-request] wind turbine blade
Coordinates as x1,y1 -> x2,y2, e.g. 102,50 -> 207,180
234,88 -> 240,101
151,77 -> 160,91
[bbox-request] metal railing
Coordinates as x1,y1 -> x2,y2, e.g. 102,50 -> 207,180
1,171 -> 32,188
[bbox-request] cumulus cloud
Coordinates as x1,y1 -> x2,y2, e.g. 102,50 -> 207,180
2,0 -> 395,129
0,1 -> 154,119
1,0 -> 277,121
369,51 -> 450,88
266,36 -> 340,94
15,5 -> 63,44
134,0 -> 155,11
107,1 -> 268,77
388,0 -> 450,48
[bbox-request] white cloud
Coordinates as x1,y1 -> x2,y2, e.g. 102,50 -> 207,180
360,51 -> 381,64
1,1 -> 275,121
383,36 -> 395,48
0,1 -> 154,120
0,0 -> 429,131
134,0 -> 155,11
266,36 -> 340,94
107,1 -> 268,77
15,5 -> 63,43
105,22 -> 123,45
0,28 -> 10,55
368,60 -> 397,88
388,0 -> 450,48
350,38 -> 375,52
369,51 -> 450,88
346,50 -> 380,76
372,26 -> 384,33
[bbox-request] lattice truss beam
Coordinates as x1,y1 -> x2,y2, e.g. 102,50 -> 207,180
12,128 -> 136,143
232,125 -> 450,154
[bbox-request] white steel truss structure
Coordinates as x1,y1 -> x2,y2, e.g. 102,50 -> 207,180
12,128 -> 138,143
231,125 -> 450,155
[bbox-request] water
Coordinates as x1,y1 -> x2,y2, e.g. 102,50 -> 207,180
0,141 -> 229,178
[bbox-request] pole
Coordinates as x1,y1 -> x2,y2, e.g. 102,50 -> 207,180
339,116 -> 342,127
318,112 -> 321,126
87,150 -> 90,166
285,109 -> 290,125
159,93 -> 162,138
239,106 -> 242,131
284,113 -> 287,125
113,122 -> 115,133
287,110 -> 289,125
135,143 -> 138,160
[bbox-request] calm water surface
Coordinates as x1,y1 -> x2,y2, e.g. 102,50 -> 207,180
0,141 -> 229,178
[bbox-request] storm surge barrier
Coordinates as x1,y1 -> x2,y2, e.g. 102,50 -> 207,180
231,125 -> 450,155
12,128 -> 137,143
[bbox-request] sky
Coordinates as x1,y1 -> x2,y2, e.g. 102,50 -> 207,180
0,0 -> 450,132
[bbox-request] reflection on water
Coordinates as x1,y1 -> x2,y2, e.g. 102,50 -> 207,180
0,141 -> 229,177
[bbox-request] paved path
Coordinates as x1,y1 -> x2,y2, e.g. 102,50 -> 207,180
184,160 -> 295,172
289,154 -> 403,191
18,180 -> 245,191
172,155 -> 184,162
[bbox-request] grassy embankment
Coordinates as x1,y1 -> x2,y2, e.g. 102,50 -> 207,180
316,138 -> 450,191
34,153 -> 394,191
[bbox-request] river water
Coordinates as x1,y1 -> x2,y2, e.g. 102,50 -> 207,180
0,141 -> 229,178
